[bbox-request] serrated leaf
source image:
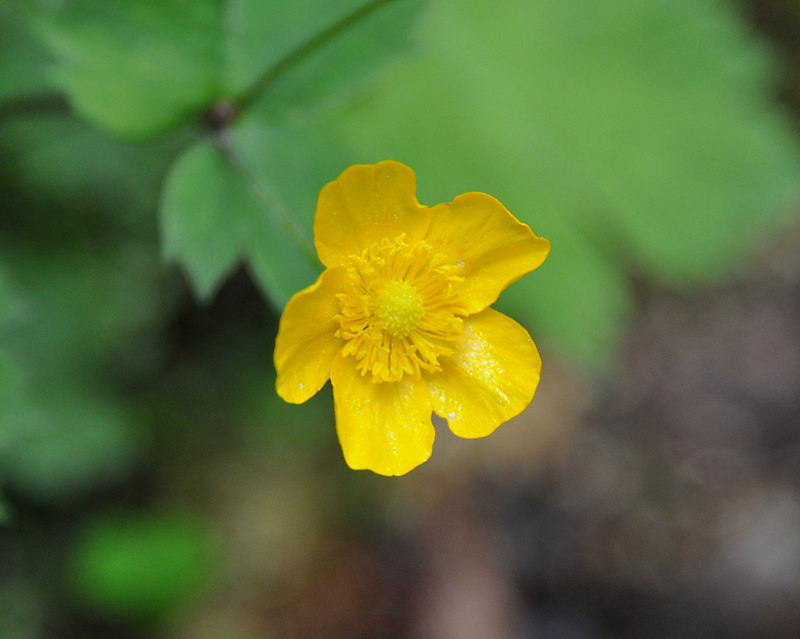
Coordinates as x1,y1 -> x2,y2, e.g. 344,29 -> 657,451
331,0 -> 800,367
30,0 -> 427,140
161,124 -> 348,306
31,0 -> 221,140
160,140 -> 246,299
159,0 -> 425,303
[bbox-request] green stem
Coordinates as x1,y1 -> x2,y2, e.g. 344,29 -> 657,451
235,0 -> 401,114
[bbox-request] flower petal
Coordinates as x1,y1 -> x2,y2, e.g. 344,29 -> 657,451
427,193 -> 550,313
314,161 -> 431,268
330,353 -> 434,476
274,267 -> 347,404
428,308 -> 542,439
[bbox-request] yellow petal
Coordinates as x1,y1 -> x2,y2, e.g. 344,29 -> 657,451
427,193 -> 550,313
274,267 -> 347,404
330,353 -> 434,476
428,308 -> 542,439
314,161 -> 431,268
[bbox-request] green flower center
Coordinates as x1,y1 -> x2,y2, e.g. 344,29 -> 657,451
373,280 -> 425,337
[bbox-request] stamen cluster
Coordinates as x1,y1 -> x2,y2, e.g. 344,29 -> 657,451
335,234 -> 466,382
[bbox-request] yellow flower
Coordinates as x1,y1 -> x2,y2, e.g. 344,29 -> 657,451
274,161 -> 550,476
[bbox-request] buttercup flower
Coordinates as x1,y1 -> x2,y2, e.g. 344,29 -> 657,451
274,161 -> 550,476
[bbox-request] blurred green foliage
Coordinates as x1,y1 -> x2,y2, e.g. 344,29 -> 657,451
1,0 -> 799,632
70,511 -> 216,620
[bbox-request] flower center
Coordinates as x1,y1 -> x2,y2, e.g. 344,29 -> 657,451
374,280 -> 425,337
335,234 -> 466,383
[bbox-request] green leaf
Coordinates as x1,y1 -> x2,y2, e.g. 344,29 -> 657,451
159,0 -> 426,303
71,511 -> 216,619
160,140 -> 246,299
237,0 -> 428,118
230,118 -> 351,301
26,0 -> 429,307
499,216 -> 631,370
31,0 -> 221,140
221,0 -> 369,95
29,0 -> 427,139
331,0 -> 800,367
161,121 -> 349,306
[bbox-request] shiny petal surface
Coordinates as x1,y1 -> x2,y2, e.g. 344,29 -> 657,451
330,353 -> 435,476
274,267 -> 347,404
314,161 -> 430,268
427,193 -> 550,313
428,308 -> 541,439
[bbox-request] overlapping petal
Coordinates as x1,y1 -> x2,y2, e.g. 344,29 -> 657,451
275,160 -> 550,475
274,267 -> 348,404
427,308 -> 541,439
427,193 -> 550,314
330,353 -> 435,476
314,161 -> 431,269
